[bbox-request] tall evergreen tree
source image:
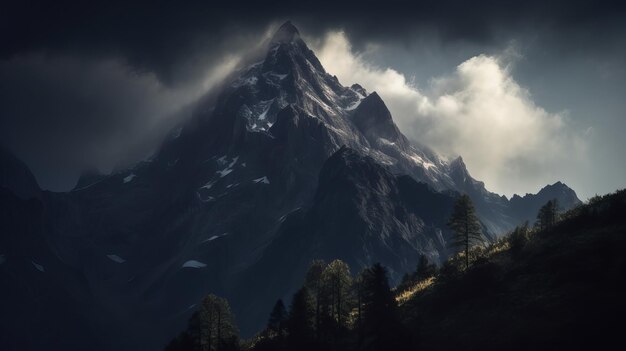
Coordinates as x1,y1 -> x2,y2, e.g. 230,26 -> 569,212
448,194 -> 484,269
415,254 -> 437,281
397,254 -> 437,292
286,287 -> 315,350
352,272 -> 365,336
359,263 -> 406,351
173,296 -> 239,351
304,260 -> 327,341
321,259 -> 352,329
198,294 -> 239,351
267,299 -> 287,337
254,300 -> 288,351
508,221 -> 530,255
536,199 -> 559,230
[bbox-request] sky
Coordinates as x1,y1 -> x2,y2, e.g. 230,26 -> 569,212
1,0 -> 624,200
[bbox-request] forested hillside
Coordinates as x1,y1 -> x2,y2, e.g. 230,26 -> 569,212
166,190 -> 626,350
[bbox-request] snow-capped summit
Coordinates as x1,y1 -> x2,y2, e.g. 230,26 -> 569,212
270,20 -> 301,44
208,21 -> 460,194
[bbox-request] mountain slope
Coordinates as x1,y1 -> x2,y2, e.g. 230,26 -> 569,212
401,190 -> 626,350
0,188 -> 106,350
233,147 -> 457,332
509,181 -> 582,224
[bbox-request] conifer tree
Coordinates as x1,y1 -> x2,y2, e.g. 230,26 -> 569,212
536,199 -> 559,230
321,259 -> 352,328
448,194 -> 484,269
286,287 -> 315,350
267,299 -> 287,337
352,271 -> 366,336
508,221 -> 530,255
199,294 -> 239,351
397,254 -> 436,292
415,254 -> 436,281
359,263 -> 405,351
304,260 -> 327,340
174,296 -> 239,351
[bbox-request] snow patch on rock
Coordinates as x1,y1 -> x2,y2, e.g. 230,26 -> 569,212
201,180 -> 216,190
182,260 -> 207,269
31,260 -> 44,272
123,173 -> 136,183
345,100 -> 362,111
202,233 -> 229,243
253,176 -> 270,184
196,192 -> 215,202
107,254 -> 126,263
217,168 -> 233,178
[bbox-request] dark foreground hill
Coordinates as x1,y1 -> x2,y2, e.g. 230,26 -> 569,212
401,190 -> 626,350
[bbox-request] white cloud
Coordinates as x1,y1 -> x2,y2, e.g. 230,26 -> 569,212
314,31 -> 587,197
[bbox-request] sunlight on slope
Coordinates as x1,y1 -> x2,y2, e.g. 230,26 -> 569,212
396,277 -> 436,305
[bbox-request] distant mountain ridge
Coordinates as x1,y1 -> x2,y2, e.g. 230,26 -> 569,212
0,146 -> 41,200
0,21 -> 581,350
509,181 -> 582,224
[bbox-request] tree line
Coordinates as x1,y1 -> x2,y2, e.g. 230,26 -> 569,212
251,260 -> 409,351
166,195 -> 563,351
166,294 -> 240,351
166,260 -> 412,351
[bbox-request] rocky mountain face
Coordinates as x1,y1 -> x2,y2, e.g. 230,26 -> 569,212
0,188 -> 107,350
233,147 -> 458,329
0,21 -> 581,350
509,181 -> 582,224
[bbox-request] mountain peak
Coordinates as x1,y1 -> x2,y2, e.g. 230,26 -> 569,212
451,156 -> 466,168
449,156 -> 469,178
353,92 -> 392,126
365,91 -> 383,103
537,181 -> 580,201
549,181 -> 565,188
352,92 -> 408,147
351,84 -> 368,97
448,155 -> 489,193
271,21 -> 300,44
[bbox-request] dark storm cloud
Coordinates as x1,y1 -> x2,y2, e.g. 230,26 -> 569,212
2,1 -> 270,85
0,0 -> 624,192
4,1 -> 625,81
292,0 -> 626,60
